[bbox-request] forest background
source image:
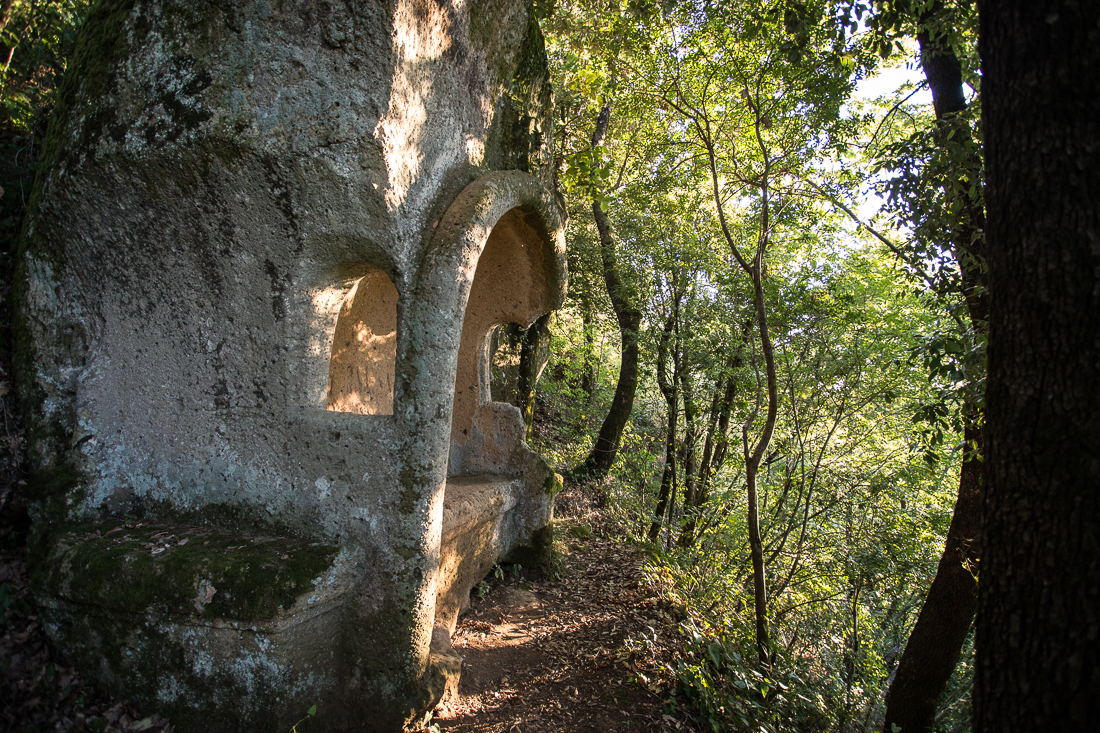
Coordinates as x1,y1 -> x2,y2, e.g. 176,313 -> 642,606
0,1 -> 993,732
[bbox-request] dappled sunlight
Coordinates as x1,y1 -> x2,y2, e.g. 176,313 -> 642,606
434,533 -> 678,731
377,0 -> 454,212
327,271 -> 399,415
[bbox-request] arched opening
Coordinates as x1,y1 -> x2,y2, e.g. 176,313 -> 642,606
404,172 -> 565,647
432,206 -> 557,636
450,208 -> 548,444
326,269 -> 399,415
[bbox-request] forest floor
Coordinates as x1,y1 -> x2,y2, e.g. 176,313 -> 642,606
428,484 -> 690,733
0,483 -> 695,733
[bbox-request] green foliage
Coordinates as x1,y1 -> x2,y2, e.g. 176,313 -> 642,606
289,704 -> 316,732
559,147 -> 614,204
674,620 -> 833,732
0,1 -> 89,134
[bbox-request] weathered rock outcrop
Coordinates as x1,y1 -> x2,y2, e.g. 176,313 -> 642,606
14,1 -> 564,730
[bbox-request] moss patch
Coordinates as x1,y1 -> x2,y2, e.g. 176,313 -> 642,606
26,462 -> 81,499
36,520 -> 338,621
503,522 -> 553,569
543,469 -> 563,496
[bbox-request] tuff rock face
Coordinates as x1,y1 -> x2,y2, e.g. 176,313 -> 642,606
15,1 -> 565,729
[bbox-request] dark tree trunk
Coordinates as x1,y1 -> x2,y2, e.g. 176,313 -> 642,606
515,313 -> 551,439
676,351 -> 698,514
570,105 -> 641,483
649,307 -> 678,542
678,369 -> 736,547
883,9 -> 988,730
976,1 -> 1100,730
884,428 -> 982,733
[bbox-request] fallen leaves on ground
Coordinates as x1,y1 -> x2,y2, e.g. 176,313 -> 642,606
430,483 -> 694,733
0,547 -> 173,733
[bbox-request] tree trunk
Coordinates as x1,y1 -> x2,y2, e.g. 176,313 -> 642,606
515,313 -> 551,439
745,266 -> 777,670
570,104 -> 641,483
678,368 -> 736,547
976,1 -> 1100,729
694,83 -> 779,671
883,9 -> 989,728
677,351 -> 698,516
649,308 -> 678,542
883,427 -> 981,733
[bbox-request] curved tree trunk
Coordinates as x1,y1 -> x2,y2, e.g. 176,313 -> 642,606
884,427 -> 982,732
690,88 -> 779,668
745,265 -> 777,669
570,104 -> 641,483
883,8 -> 989,730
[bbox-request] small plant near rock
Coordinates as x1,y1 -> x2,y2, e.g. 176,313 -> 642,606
568,523 -> 594,539
289,704 -> 316,732
420,709 -> 442,732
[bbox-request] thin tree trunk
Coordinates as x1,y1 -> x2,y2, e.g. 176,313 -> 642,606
678,366 -> 736,547
976,1 -> 1100,729
884,8 -> 988,728
570,104 -> 641,483
649,307 -> 678,542
515,313 -> 551,439
678,377 -> 723,546
580,285 -> 596,401
695,99 -> 778,668
745,266 -> 777,669
677,350 -> 698,515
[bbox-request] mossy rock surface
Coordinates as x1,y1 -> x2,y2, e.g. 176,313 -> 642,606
36,520 -> 338,621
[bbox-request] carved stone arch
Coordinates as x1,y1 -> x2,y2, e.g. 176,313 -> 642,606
395,171 -> 566,642
395,170 -> 565,470
450,206 -> 554,444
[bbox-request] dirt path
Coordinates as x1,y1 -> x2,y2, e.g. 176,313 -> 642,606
430,528 -> 688,733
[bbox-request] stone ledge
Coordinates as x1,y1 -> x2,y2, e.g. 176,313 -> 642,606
32,521 -> 340,622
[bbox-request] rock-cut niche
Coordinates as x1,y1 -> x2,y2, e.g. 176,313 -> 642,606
327,269 -> 399,416
451,207 -> 548,444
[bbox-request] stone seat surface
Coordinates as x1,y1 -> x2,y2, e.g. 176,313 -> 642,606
441,474 -> 519,537
432,474 -> 526,699
34,520 -> 340,622
436,474 -> 524,635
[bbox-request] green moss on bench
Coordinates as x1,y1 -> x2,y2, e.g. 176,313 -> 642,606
35,521 -> 338,621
